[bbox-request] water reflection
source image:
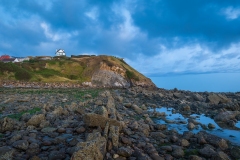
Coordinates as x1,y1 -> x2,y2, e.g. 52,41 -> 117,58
151,107 -> 240,146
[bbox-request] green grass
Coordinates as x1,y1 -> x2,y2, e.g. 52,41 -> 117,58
35,68 -> 61,78
126,70 -> 139,81
6,107 -> 41,120
0,133 -> 4,138
74,89 -> 101,101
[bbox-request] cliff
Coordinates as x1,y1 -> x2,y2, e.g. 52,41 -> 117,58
0,55 -> 155,88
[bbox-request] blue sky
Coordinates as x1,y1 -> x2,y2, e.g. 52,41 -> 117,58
0,0 -> 240,77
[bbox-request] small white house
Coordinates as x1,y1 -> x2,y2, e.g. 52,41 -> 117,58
55,49 -> 66,56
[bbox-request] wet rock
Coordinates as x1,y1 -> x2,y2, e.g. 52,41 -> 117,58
124,103 -> 132,108
150,132 -> 167,139
208,123 -> 215,129
83,113 -> 121,128
191,93 -> 204,101
9,134 -> 22,144
189,155 -> 203,160
132,104 -> 143,114
76,126 -> 86,133
12,140 -> 29,150
227,120 -> 236,127
0,117 -> 16,132
161,146 -> 172,152
27,114 -> 45,127
212,151 -> 231,160
57,128 -> 66,133
129,121 -> 139,130
71,131 -> 106,160
118,147 -> 133,157
173,93 -> 185,99
182,105 -> 191,111
206,94 -> 230,104
26,142 -> 40,156
199,145 -> 216,158
201,132 -> 228,150
94,106 -> 108,118
230,146 -> 240,159
0,146 -> 15,160
182,131 -> 194,140
155,124 -> 167,130
181,139 -> 190,147
172,147 -> 184,158
214,111 -> 240,123
41,127 -> 57,133
187,122 -> 195,130
170,135 -> 178,142
121,137 -> 132,145
49,151 -> 66,160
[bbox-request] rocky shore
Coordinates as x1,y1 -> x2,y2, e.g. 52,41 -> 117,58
0,87 -> 240,160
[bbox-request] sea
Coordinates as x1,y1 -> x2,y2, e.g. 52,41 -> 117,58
150,73 -> 240,92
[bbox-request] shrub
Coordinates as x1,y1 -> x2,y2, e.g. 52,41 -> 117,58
36,69 -> 60,78
68,75 -> 78,80
15,69 -> 32,80
126,70 -> 139,81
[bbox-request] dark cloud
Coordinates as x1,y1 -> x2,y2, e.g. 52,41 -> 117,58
132,0 -> 240,50
0,0 -> 240,74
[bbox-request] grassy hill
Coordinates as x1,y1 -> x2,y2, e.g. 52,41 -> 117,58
0,55 -> 153,86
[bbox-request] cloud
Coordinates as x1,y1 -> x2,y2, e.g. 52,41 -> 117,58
127,42 -> 240,76
223,7 -> 240,19
0,0 -> 240,75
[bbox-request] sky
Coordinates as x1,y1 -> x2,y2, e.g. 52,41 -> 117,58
0,0 -> 240,77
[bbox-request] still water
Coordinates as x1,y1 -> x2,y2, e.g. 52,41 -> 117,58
150,73 -> 240,92
151,107 -> 240,146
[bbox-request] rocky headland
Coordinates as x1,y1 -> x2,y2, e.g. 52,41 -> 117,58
0,86 -> 240,160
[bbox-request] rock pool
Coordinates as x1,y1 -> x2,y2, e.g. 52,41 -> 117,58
151,107 -> 240,146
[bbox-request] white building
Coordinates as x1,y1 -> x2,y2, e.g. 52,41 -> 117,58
55,49 -> 66,56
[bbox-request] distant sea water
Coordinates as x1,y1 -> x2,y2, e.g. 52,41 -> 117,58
149,73 -> 240,92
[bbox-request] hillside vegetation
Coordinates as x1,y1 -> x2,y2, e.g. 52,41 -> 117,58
0,55 -> 153,86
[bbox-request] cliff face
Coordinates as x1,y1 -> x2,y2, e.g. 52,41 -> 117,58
91,61 -> 155,88
0,55 -> 156,88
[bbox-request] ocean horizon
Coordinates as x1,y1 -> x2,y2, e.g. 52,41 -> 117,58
150,73 -> 240,92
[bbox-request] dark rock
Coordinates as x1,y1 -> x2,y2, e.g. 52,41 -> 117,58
199,146 -> 216,158
12,140 -> 29,150
76,126 -> 86,133
230,146 -> 240,159
0,146 -> 14,160
172,147 -> 184,158
121,137 -> 132,145
118,147 -> 133,157
48,151 -> 66,160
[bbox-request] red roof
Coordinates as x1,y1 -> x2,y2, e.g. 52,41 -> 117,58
0,55 -> 11,60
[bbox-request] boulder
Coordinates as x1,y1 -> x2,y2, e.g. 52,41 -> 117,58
83,113 -> 121,128
199,146 -> 216,158
206,94 -> 230,105
94,106 -> 108,118
172,147 -> 184,158
27,114 -> 45,127
0,117 -> 16,132
132,104 -> 143,114
117,147 -> 133,157
0,146 -> 15,160
71,132 -> 106,160
200,132 -> 228,150
173,93 -> 185,99
12,140 -> 29,150
187,122 -> 195,130
214,111 -> 240,123
49,151 -> 66,160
